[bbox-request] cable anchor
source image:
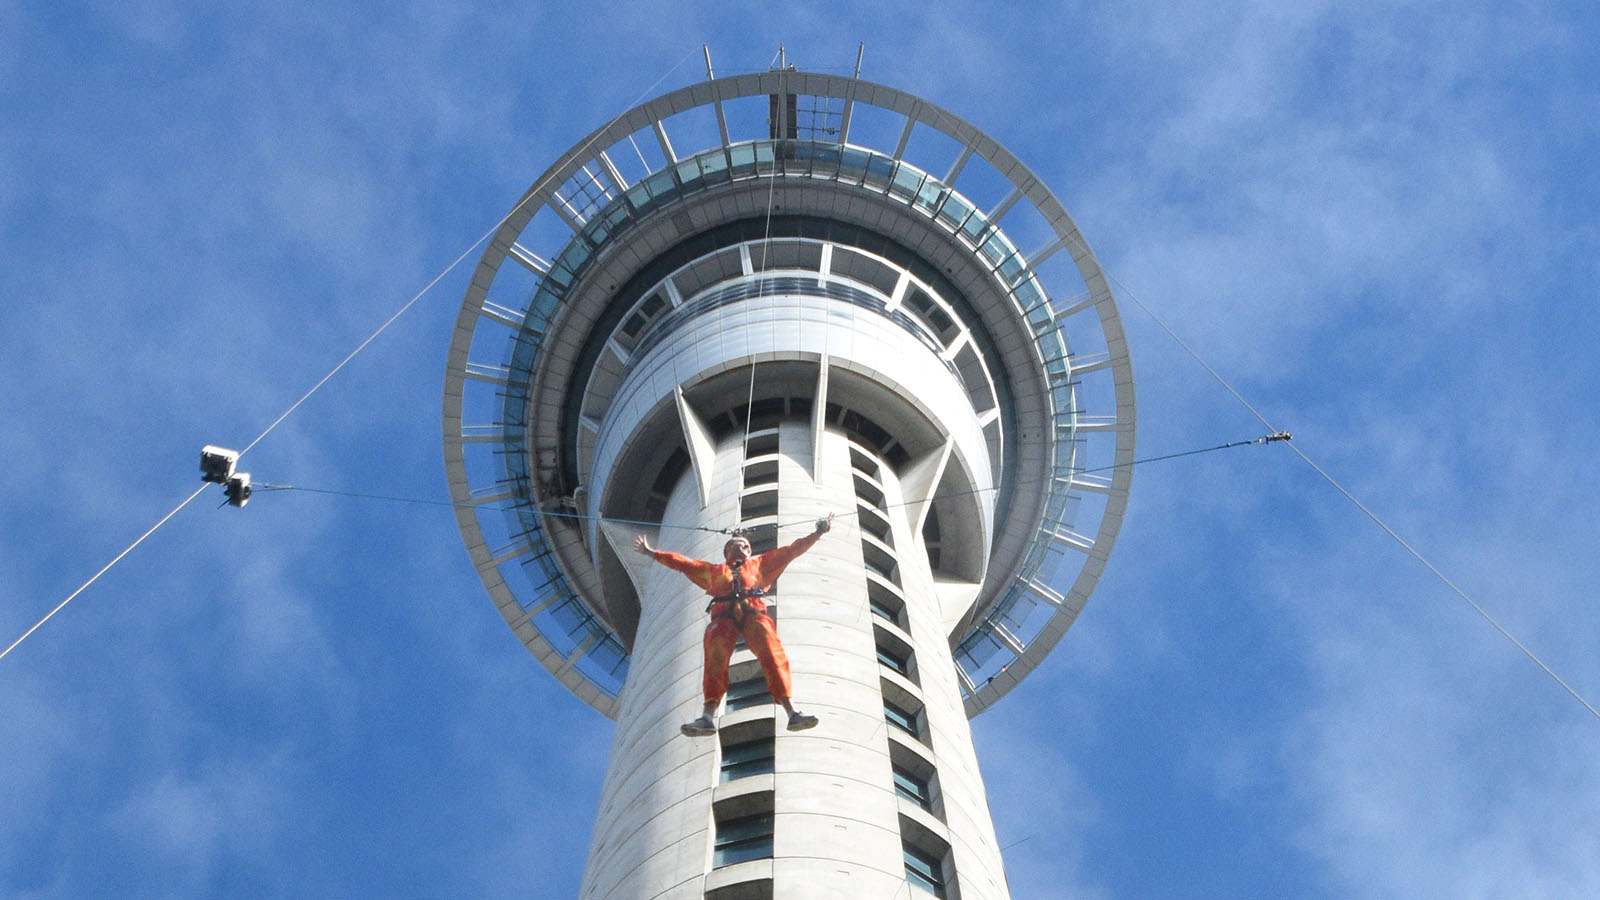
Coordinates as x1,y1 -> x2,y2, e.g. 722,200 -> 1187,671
1257,431 -> 1292,444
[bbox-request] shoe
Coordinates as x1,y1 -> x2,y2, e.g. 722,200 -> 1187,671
786,711 -> 819,731
680,714 -> 717,737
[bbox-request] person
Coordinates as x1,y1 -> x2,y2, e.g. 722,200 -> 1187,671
634,513 -> 834,736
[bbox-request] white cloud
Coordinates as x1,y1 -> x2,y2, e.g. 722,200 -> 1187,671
108,751 -> 295,889
977,696 -> 1110,900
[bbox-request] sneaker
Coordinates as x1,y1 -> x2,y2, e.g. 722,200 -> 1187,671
680,714 -> 717,737
786,711 -> 819,731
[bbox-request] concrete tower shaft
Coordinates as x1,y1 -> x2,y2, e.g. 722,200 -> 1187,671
584,424 -> 1005,900
442,66 -> 1136,900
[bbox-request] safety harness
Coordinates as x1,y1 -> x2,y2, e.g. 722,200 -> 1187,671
707,559 -> 766,625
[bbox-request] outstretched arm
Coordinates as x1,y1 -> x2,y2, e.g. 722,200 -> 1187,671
635,536 -> 718,590
759,513 -> 836,574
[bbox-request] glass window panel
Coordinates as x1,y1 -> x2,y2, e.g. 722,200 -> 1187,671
904,846 -> 947,898
858,506 -> 892,544
884,699 -> 919,736
869,595 -> 899,625
840,146 -> 872,181
892,764 -> 932,810
957,629 -> 1002,668
960,209 -> 989,242
914,179 -> 944,215
864,154 -> 895,190
936,191 -> 973,230
980,232 -> 1010,266
889,163 -> 924,200
805,141 -> 841,172
721,738 -> 775,782
728,142 -> 757,176
699,148 -> 731,184
997,253 -> 1026,286
877,644 -> 910,677
624,181 -> 652,211
675,158 -> 704,190
714,813 -> 774,867
725,676 -> 770,711
644,168 -> 676,199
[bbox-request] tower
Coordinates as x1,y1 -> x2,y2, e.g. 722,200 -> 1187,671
443,65 -> 1134,900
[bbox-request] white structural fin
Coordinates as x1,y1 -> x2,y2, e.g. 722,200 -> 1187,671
674,385 -> 716,508
900,437 -> 952,538
599,518 -> 661,598
810,354 -> 830,480
936,577 -> 986,634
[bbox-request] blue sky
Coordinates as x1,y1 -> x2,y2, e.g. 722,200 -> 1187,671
4,2 -> 1599,897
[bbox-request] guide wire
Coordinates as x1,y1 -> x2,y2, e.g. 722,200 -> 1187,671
239,44 -> 703,460
1092,257 -> 1600,722
1279,438 -> 1600,722
728,106 -> 786,532
1,47 -> 706,665
250,433 -> 1275,535
253,483 -> 728,533
765,433 -> 1282,532
1,485 -> 209,662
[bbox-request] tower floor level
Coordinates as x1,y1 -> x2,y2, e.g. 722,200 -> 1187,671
443,67 -> 1136,900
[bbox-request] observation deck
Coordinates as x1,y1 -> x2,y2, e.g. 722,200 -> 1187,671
443,69 -> 1135,717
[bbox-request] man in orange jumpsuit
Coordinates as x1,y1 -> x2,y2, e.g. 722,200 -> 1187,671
634,513 -> 833,737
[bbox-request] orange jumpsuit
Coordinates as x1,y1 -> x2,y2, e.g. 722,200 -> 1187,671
650,531 -> 823,705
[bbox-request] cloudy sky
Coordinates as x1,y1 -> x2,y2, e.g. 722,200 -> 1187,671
4,1 -> 1599,897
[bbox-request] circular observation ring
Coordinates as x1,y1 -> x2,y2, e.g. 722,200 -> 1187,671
443,70 -> 1135,717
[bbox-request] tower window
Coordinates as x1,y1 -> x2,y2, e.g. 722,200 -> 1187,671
892,763 -> 934,812
720,736 -> 775,783
848,445 -> 880,479
741,488 -> 779,520
900,815 -> 955,898
714,812 -> 774,867
852,475 -> 887,511
874,626 -> 916,683
743,458 -> 779,487
882,678 -> 929,746
861,541 -> 901,586
725,674 -> 770,711
745,431 -> 780,457
903,844 -> 948,898
858,505 -> 893,545
888,741 -> 941,819
867,581 -> 906,628
884,698 -> 920,739
877,645 -> 910,677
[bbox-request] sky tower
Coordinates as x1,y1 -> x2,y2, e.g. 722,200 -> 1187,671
443,59 -> 1135,900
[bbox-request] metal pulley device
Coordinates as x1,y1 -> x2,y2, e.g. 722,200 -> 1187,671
199,445 -> 251,508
